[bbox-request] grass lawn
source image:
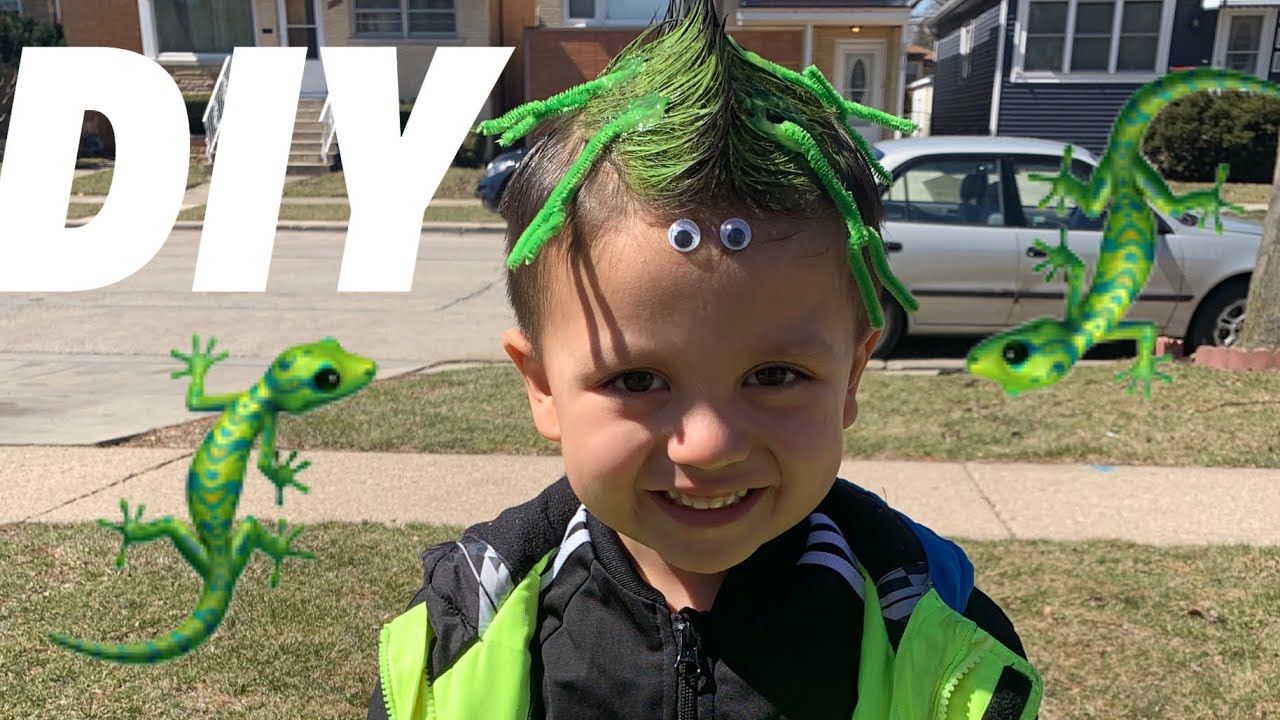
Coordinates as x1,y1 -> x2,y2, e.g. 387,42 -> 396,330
4,521 -> 1277,719
116,362 -> 1280,468
172,203 -> 501,224
66,203 -> 502,225
1167,181 -> 1273,206
282,166 -> 486,199
70,162 -> 205,196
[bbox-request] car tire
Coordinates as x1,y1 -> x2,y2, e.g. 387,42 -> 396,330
1185,276 -> 1249,353
870,296 -> 905,360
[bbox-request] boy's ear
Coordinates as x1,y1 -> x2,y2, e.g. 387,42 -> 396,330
502,327 -> 562,442
843,328 -> 881,428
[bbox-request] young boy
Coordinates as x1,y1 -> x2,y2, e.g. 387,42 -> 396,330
367,1 -> 1041,717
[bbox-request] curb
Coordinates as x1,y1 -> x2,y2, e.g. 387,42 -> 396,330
65,219 -> 508,234
1157,336 -> 1280,370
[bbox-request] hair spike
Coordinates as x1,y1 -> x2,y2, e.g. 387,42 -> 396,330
477,0 -> 919,328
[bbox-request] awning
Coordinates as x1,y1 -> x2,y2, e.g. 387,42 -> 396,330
1202,0 -> 1280,10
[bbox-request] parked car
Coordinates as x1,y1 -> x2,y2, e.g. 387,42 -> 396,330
475,146 -> 528,213
868,135 -> 1262,359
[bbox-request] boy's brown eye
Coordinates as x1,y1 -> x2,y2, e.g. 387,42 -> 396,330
751,367 -> 795,386
616,371 -> 659,392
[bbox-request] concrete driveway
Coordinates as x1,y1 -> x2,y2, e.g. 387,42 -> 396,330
1,228 -> 515,445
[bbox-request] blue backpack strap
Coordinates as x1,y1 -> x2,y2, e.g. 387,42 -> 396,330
840,480 -> 975,614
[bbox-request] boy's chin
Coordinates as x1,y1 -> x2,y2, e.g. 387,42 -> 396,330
660,544 -> 762,576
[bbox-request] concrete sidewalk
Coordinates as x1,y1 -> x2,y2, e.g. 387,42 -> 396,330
5,446 -> 1278,546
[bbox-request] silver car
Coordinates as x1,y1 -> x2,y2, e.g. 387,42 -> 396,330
869,135 -> 1264,359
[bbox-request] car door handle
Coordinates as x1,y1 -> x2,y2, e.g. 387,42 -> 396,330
885,241 -> 903,253
1026,246 -> 1047,258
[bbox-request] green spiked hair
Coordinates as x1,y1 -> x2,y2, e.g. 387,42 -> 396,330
476,0 -> 918,347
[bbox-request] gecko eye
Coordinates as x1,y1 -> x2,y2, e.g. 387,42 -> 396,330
313,368 -> 341,392
668,219 -> 701,253
719,218 -> 752,251
1002,341 -> 1031,366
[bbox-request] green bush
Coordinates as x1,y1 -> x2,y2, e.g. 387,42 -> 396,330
184,93 -> 211,135
0,13 -> 65,64
399,101 -> 488,168
1143,90 -> 1280,183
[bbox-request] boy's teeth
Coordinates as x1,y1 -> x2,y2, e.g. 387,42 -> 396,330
664,488 -> 750,510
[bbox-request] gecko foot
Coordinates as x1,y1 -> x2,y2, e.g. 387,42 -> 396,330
262,518 -> 314,589
96,498 -> 147,570
262,450 -> 312,506
1026,145 -> 1078,214
1114,353 -> 1174,399
1030,226 -> 1083,282
170,334 -> 229,382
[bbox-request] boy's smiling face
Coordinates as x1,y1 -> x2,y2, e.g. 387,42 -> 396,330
505,207 -> 880,603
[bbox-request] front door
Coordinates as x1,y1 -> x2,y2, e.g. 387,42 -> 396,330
1213,9 -> 1278,76
279,0 -> 326,95
835,41 -> 887,142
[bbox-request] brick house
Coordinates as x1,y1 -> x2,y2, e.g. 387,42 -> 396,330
524,0 -> 924,143
9,1 -> 522,167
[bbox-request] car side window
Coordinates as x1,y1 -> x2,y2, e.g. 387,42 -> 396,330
881,157 -> 1004,226
1010,155 -> 1105,232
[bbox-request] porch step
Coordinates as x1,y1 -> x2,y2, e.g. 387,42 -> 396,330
205,95 -> 339,174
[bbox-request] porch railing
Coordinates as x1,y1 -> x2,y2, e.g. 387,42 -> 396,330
319,95 -> 336,162
202,56 -> 233,163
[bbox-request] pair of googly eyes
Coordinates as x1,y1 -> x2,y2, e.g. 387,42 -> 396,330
668,218 -> 752,253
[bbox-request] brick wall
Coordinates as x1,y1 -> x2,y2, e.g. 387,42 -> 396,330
60,0 -> 144,53
524,26 -> 800,102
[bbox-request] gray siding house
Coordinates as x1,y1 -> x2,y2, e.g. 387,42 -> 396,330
923,0 -> 1280,155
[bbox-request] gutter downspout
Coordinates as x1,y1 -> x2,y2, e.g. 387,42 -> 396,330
896,22 -> 908,138
54,0 -> 62,25
803,22 -> 813,68
989,0 -> 1007,136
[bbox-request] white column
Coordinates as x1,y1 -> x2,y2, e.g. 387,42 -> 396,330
803,23 -> 813,68
137,0 -> 158,58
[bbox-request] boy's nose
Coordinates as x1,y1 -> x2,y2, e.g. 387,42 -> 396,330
667,403 -> 751,470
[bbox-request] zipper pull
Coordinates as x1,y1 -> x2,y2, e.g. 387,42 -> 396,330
673,613 -> 703,675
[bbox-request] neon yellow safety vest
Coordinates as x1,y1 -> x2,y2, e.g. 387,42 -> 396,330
375,550 -> 1043,720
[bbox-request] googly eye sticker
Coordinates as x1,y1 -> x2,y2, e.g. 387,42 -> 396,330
719,218 -> 752,251
668,219 -> 701,253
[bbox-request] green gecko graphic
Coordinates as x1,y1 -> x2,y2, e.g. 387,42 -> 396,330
967,68 -> 1280,399
47,335 -> 376,664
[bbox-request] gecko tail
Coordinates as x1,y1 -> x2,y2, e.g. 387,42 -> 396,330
47,574 -> 231,665
1115,68 -> 1280,147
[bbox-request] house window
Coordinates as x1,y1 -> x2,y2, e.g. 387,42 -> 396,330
906,60 -> 923,84
0,0 -> 20,14
354,0 -> 456,38
1224,14 -> 1263,72
1023,0 -> 1162,74
566,0 -> 668,23
154,0 -> 255,54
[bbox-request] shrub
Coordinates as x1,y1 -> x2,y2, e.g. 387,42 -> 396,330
184,93 -> 212,135
1143,90 -> 1280,183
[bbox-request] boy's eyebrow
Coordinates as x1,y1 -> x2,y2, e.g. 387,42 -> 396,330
759,334 -> 838,358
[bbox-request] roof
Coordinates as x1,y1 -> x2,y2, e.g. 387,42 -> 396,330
922,0 -> 989,30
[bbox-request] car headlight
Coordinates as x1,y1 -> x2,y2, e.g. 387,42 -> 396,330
484,157 -> 519,178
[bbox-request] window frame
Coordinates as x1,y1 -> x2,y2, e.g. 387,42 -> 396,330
144,0 -> 260,65
561,0 -> 670,27
1010,0 -> 1177,83
1212,7 -> 1279,79
352,0 -> 459,40
881,152 -> 1012,228
0,0 -> 21,14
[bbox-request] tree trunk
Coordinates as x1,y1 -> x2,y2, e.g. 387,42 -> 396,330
1238,128 -> 1280,349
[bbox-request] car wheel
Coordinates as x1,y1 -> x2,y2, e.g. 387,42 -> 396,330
1185,277 -> 1249,353
870,297 -> 905,360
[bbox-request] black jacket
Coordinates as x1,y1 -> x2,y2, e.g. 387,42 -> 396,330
367,477 -> 1031,719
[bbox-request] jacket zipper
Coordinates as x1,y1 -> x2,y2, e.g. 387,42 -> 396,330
672,612 -> 704,720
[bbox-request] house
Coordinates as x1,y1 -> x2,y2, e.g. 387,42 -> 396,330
923,0 -> 1280,155
8,1 -> 520,169
523,0 -> 925,144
